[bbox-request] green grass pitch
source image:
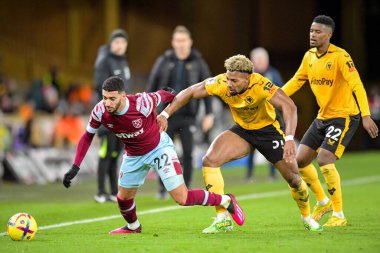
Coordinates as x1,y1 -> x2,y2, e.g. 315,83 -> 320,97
1,151 -> 380,252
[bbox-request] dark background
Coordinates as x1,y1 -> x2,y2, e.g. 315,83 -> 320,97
0,0 -> 379,148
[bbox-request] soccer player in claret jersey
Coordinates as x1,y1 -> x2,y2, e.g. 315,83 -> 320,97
157,54 -> 322,233
282,15 -> 378,227
62,76 -> 244,234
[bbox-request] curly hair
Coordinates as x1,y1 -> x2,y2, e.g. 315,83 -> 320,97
224,54 -> 254,74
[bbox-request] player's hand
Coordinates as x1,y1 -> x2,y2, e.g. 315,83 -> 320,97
362,115 -> 379,138
63,165 -> 80,188
283,140 -> 296,163
202,114 -> 214,132
157,114 -> 168,132
162,87 -> 176,94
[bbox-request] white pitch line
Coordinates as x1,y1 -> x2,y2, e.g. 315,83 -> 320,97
1,175 -> 380,236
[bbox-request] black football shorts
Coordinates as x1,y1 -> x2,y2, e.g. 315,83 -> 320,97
300,114 -> 360,158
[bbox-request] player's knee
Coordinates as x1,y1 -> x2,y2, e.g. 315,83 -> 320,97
297,158 -> 309,169
287,174 -> 301,188
174,195 -> 187,206
202,153 -> 223,167
316,151 -> 335,166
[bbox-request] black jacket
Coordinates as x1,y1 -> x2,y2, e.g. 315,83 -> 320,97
94,44 -> 131,100
146,48 -> 212,117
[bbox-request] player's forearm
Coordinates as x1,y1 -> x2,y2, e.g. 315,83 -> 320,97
353,85 -> 371,116
164,87 -> 196,117
73,131 -> 95,166
282,101 -> 298,137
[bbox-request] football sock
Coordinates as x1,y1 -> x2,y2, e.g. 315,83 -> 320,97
217,211 -> 229,220
320,164 -> 343,212
184,189 -> 222,206
299,163 -> 327,201
203,167 -> 226,214
318,196 -> 330,206
117,195 -> 138,224
128,220 -> 141,230
332,211 -> 344,219
289,179 -> 310,217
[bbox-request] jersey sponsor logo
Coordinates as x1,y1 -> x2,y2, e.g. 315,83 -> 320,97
240,105 -> 258,111
345,60 -> 356,72
132,118 -> 142,128
310,78 -> 333,87
326,62 -> 333,70
115,128 -> 144,139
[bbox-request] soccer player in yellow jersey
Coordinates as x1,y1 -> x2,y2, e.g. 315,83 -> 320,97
282,15 -> 379,227
157,54 -> 323,233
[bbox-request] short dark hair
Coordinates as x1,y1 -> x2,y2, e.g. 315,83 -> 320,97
173,25 -> 192,38
313,15 -> 335,33
102,76 -> 125,93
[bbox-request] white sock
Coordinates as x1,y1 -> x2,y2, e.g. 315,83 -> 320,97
216,211 -> 229,220
220,195 -> 230,209
317,197 -> 330,206
332,211 -> 344,219
127,220 -> 140,230
302,215 -> 312,223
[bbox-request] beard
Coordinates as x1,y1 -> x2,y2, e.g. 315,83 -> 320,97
107,100 -> 121,114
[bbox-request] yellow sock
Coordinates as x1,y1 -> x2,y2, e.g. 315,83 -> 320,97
203,167 -> 226,213
320,164 -> 342,212
299,163 -> 327,201
289,179 -> 310,217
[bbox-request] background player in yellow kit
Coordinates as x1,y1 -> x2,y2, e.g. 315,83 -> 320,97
282,15 -> 379,227
157,54 -> 322,233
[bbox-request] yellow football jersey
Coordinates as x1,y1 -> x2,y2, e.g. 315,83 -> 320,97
282,43 -> 370,120
205,73 -> 279,130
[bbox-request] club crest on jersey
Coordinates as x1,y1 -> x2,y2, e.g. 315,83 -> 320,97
132,118 -> 142,128
326,62 -> 333,70
245,96 -> 254,104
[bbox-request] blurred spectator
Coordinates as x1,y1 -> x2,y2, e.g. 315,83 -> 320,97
0,111 -> 12,182
146,25 -> 213,199
0,75 -> 20,113
93,28 -> 131,203
53,103 -> 85,149
246,47 -> 284,182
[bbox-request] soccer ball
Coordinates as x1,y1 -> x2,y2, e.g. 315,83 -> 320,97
7,213 -> 38,241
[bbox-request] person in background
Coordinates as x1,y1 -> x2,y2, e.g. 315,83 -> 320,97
282,15 -> 378,227
93,28 -> 131,203
246,47 -> 284,182
146,25 -> 213,199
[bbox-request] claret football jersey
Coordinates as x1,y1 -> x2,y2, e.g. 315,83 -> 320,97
87,91 -> 173,156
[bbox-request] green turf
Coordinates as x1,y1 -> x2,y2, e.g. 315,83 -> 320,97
1,151 -> 380,252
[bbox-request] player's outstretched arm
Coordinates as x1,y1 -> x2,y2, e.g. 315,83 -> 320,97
63,131 -> 95,188
157,81 -> 209,132
269,89 -> 297,163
